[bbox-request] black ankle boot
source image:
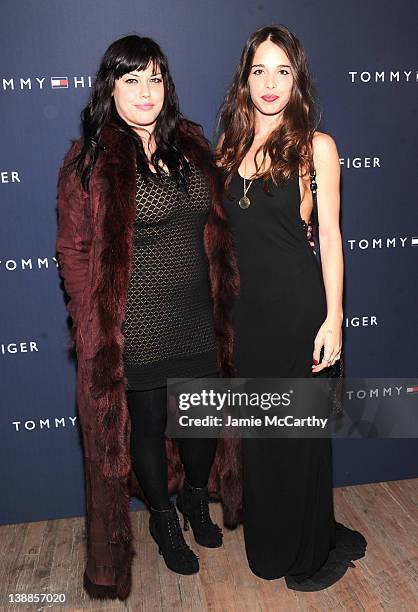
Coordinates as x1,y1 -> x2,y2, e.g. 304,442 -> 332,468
149,504 -> 199,575
176,482 -> 223,548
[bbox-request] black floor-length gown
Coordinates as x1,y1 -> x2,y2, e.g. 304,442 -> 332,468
226,170 -> 367,590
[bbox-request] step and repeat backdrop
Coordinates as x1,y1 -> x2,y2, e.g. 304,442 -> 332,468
1,0 -> 417,524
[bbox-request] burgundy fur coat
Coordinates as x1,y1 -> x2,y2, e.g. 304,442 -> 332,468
56,122 -> 241,600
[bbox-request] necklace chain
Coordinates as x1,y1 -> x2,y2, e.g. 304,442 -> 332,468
243,158 -> 253,196
239,158 -> 254,209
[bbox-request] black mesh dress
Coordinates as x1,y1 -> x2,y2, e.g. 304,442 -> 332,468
122,161 -> 217,390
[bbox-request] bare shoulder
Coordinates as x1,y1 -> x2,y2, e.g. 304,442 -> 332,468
313,131 -> 338,157
312,131 -> 340,175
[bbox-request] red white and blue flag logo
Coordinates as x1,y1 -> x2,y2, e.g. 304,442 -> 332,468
51,77 -> 68,89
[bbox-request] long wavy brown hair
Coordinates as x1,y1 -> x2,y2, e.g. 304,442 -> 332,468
217,25 -> 319,189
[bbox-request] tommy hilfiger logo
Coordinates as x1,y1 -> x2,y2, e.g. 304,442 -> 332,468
51,77 -> 69,89
12,416 -> 78,431
346,236 -> 418,250
1,75 -> 93,91
0,257 -> 58,271
348,70 -> 418,83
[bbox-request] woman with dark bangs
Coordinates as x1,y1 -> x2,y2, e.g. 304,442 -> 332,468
56,35 -> 240,599
217,25 -> 366,590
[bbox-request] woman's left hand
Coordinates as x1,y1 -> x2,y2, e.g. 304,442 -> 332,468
311,317 -> 342,372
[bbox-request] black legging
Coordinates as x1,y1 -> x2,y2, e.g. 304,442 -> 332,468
127,386 -> 218,510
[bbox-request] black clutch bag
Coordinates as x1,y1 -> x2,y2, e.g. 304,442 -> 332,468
308,159 -> 344,417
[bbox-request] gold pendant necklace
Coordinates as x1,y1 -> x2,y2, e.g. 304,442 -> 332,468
239,158 -> 253,209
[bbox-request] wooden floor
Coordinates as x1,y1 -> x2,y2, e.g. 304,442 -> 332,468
1,479 -> 417,612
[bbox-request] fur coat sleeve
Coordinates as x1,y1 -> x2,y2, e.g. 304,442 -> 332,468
56,141 -> 92,329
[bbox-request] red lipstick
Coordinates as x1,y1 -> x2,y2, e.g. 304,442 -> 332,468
261,95 -> 279,102
261,94 -> 279,102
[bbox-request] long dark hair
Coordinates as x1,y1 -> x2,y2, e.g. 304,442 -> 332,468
75,34 -> 189,190
217,24 -> 319,188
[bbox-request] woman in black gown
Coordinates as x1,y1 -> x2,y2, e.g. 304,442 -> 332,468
217,25 -> 367,591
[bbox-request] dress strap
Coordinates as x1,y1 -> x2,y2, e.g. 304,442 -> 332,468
309,159 -> 318,227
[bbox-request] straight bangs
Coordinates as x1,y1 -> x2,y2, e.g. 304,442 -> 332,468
111,37 -> 167,80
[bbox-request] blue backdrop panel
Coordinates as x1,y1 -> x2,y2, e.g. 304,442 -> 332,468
1,0 -> 417,525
